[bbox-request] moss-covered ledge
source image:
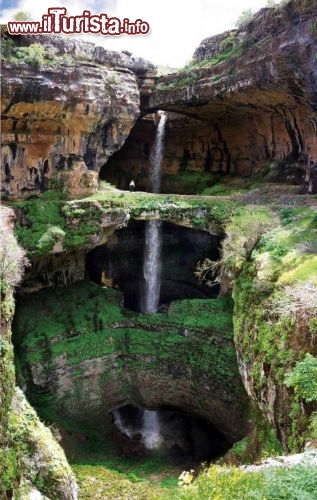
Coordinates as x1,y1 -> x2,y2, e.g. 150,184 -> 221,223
9,191 -> 234,259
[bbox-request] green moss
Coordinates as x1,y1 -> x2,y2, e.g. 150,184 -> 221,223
11,199 -> 108,256
163,171 -> 216,194
0,288 -> 16,457
7,388 -> 77,499
13,281 -> 244,429
0,449 -> 19,494
231,206 -> 317,451
154,37 -> 242,93
9,192 -> 238,256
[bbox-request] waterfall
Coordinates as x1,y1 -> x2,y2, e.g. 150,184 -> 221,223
142,112 -> 166,313
150,112 -> 166,194
113,409 -> 132,438
142,409 -> 161,450
143,219 -> 162,313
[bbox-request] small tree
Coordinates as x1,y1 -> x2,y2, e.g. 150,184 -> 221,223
16,43 -> 46,66
195,208 -> 274,287
0,227 -> 28,292
235,9 -> 253,29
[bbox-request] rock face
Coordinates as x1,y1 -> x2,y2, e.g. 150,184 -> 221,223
13,280 -> 249,447
1,34 -> 156,199
104,0 -> 317,193
0,207 -> 79,499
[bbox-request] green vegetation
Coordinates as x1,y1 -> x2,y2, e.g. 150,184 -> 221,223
285,354 -> 317,440
71,454 -> 180,499
200,184 -> 247,196
0,32 -> 76,67
73,463 -> 167,499
6,388 -> 76,499
164,171 -> 217,194
0,449 -> 19,494
12,198 -> 103,256
232,206 -> 317,451
13,280 -> 238,385
0,225 -> 28,497
195,206 -> 276,287
235,9 -> 254,29
154,32 -> 242,92
13,281 -> 245,498
1,41 -> 53,66
285,354 -> 317,403
155,73 -> 199,92
11,192 -> 235,256
175,462 -> 317,500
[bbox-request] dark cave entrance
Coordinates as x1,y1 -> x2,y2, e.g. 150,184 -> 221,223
86,220 -> 221,311
111,404 -> 232,464
99,115 -> 157,192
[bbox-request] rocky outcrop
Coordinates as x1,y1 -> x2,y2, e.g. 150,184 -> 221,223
1,33 -> 156,199
9,388 -> 78,500
104,0 -> 317,193
231,205 -> 317,452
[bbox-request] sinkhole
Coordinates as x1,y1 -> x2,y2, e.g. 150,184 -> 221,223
111,404 -> 232,463
86,220 -> 222,311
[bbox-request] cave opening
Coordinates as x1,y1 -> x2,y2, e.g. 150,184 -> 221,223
86,220 -> 221,311
111,404 -> 232,464
99,114 -> 157,192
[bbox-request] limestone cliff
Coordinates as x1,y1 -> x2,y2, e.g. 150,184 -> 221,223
1,32 -> 156,199
105,0 -> 317,193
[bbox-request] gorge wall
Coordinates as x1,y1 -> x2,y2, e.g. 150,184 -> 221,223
1,2 -> 317,496
104,0 -> 317,193
1,32 -> 155,199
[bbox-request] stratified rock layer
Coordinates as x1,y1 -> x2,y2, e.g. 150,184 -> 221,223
1,35 -> 156,198
105,0 -> 317,193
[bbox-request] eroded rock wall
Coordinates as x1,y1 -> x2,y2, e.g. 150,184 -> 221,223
101,0 -> 317,193
1,35 -> 156,199
13,281 -> 249,445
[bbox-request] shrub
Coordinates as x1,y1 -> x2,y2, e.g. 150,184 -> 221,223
285,353 -> 317,403
16,43 -> 46,66
0,225 -> 29,291
235,9 -> 253,29
178,463 -> 317,499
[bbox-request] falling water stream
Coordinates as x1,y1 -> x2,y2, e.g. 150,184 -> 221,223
113,409 -> 132,438
149,112 -> 166,194
142,112 -> 166,313
142,409 -> 161,450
